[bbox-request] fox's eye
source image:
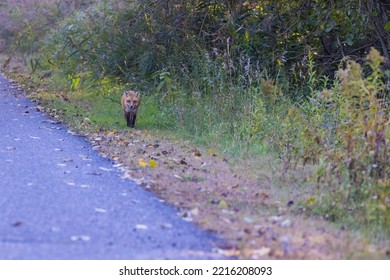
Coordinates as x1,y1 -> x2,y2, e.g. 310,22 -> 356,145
127,100 -> 131,103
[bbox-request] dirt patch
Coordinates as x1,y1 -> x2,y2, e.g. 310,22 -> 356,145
78,128 -> 388,259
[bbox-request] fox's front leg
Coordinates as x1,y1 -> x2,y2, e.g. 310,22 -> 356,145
125,111 -> 131,127
130,114 -> 137,128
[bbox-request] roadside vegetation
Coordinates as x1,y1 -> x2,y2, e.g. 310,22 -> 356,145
1,0 -> 389,258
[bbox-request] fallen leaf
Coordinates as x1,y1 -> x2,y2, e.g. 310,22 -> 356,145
99,167 -> 113,172
64,180 -> 75,186
67,130 -> 77,135
252,247 -> 271,257
190,207 -> 199,216
181,216 -> 193,222
280,219 -> 292,228
80,156 -> 91,161
218,200 -> 228,209
207,148 -> 216,156
306,197 -> 316,205
134,224 -> 148,230
192,150 -> 202,157
71,235 -> 90,242
138,159 -> 148,167
149,159 -> 158,168
219,249 -> 241,257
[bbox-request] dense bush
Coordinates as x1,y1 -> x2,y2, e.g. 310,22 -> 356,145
35,1 -> 390,93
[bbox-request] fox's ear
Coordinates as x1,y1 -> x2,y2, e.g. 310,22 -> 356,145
136,91 -> 141,98
125,91 -> 129,96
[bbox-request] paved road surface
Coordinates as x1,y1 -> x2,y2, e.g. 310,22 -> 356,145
0,74 -> 224,259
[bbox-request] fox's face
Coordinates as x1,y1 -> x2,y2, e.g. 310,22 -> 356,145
122,91 -> 140,113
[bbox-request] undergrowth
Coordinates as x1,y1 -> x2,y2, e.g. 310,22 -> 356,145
282,49 -> 389,237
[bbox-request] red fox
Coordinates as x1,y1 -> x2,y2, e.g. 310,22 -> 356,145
121,90 -> 140,128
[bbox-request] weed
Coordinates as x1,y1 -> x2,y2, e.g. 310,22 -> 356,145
278,48 -> 389,235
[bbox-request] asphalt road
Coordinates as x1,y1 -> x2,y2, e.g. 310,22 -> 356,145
0,74 -> 224,260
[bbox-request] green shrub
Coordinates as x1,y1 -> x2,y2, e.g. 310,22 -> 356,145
279,48 -> 389,233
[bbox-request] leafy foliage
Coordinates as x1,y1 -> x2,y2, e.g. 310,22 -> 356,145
21,0 -> 386,92
280,49 -> 389,230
